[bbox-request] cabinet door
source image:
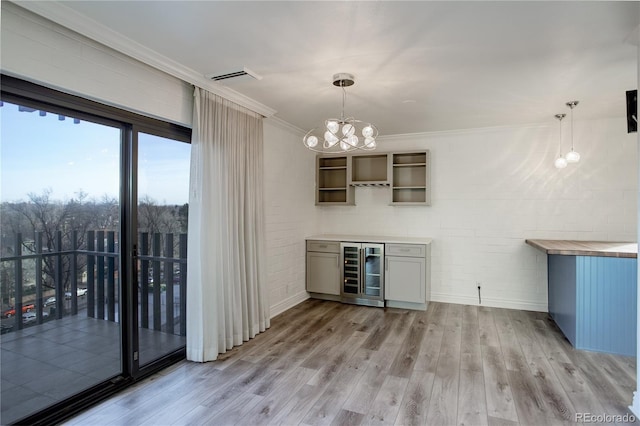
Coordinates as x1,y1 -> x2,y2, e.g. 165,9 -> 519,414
385,256 -> 425,303
306,252 -> 340,295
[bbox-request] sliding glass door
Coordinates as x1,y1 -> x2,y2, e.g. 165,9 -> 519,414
0,100 -> 123,423
0,76 -> 191,424
136,132 -> 190,367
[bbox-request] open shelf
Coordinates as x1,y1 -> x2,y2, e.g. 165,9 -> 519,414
318,168 -> 347,189
390,151 -> 430,205
319,157 -> 347,168
393,152 -> 427,165
350,154 -> 388,184
316,155 -> 353,205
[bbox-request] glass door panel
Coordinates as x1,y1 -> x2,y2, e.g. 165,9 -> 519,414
0,101 -> 122,424
136,132 -> 190,367
363,245 -> 384,297
341,244 -> 360,295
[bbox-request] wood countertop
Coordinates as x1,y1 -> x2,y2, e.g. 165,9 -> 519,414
306,234 -> 433,245
525,239 -> 637,258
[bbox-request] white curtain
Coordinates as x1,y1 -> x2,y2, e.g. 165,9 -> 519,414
186,87 -> 270,362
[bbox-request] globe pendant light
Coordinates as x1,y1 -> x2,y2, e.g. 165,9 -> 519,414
565,101 -> 580,163
303,73 -> 378,153
554,113 -> 568,169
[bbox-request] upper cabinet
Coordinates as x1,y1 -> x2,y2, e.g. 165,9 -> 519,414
316,156 -> 354,205
315,150 -> 430,206
349,154 -> 389,186
390,152 -> 430,206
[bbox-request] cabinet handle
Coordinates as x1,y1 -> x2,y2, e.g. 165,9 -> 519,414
360,248 -> 364,294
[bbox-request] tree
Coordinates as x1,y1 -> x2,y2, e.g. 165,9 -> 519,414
0,189 -> 120,305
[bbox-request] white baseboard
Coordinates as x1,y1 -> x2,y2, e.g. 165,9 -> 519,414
270,291 -> 310,319
430,292 -> 547,312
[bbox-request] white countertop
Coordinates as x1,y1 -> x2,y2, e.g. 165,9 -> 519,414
306,234 -> 433,245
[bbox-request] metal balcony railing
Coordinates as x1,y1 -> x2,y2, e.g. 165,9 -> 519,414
0,230 -> 187,335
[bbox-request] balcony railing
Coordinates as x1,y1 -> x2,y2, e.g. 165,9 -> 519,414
0,230 -> 187,335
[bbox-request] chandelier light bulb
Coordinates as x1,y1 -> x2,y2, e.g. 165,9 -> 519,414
362,126 -> 374,138
326,121 -> 339,133
347,134 -> 359,146
342,123 -> 355,137
554,156 -> 568,169
565,149 -> 580,163
305,135 -> 318,148
324,130 -> 338,144
364,137 -> 376,149
339,141 -> 350,151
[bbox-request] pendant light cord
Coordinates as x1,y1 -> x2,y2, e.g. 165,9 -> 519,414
570,106 -> 574,151
555,114 -> 565,156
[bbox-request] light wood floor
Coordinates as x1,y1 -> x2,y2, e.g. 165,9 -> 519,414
66,300 -> 637,425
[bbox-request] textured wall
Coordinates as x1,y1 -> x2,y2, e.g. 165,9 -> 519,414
263,120 -> 317,315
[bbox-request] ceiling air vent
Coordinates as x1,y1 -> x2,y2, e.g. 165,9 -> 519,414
205,67 -> 262,82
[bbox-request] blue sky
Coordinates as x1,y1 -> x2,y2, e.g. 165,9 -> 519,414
1,101 -> 190,205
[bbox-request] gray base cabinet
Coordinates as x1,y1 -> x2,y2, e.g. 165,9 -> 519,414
306,241 -> 340,297
385,243 -> 429,311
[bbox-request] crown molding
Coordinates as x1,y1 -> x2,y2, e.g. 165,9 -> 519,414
264,116 -> 306,136
12,0 -> 277,118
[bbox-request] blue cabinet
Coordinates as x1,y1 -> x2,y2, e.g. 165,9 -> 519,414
548,254 -> 637,356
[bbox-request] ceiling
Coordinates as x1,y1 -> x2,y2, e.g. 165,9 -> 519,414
17,1 -> 640,135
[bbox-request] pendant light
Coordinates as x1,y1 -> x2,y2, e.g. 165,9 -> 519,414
554,114 -> 568,169
565,101 -> 580,163
303,73 -> 378,153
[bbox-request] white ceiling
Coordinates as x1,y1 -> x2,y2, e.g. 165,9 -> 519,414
18,1 -> 640,135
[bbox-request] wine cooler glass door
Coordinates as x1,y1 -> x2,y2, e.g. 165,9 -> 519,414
341,243 -> 360,297
363,244 -> 384,299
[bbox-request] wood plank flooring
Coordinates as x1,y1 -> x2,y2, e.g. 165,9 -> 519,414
65,300 -> 637,426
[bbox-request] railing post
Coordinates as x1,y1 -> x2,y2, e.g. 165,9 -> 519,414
13,233 -> 23,331
107,231 -> 116,322
71,230 -> 78,316
55,231 -> 63,320
97,231 -> 105,320
140,232 -> 149,329
180,233 -> 187,337
35,232 -> 44,324
87,231 -> 95,318
165,234 -> 174,335
153,233 -> 161,331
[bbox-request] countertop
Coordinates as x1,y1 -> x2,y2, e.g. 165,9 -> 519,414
306,234 -> 433,245
525,239 -> 637,259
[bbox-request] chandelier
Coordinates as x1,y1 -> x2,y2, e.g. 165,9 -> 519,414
303,73 -> 378,153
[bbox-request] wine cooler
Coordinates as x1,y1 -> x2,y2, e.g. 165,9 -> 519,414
340,242 -> 385,307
